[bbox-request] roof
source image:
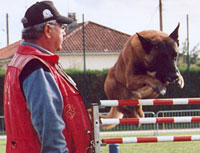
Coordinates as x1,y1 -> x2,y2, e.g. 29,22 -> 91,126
0,41 -> 21,60
0,21 -> 131,60
62,21 -> 131,53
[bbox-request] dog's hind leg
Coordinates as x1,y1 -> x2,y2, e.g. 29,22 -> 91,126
129,86 -> 161,118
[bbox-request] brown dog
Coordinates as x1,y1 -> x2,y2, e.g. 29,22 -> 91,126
102,24 -> 184,129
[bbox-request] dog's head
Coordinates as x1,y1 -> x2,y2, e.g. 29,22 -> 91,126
137,24 -> 184,88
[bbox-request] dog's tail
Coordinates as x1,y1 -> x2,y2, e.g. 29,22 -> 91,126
99,107 -> 123,129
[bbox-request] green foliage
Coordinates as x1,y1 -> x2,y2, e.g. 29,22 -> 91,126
179,41 -> 200,67
0,71 -> 5,116
65,69 -> 108,108
1,67 -> 200,115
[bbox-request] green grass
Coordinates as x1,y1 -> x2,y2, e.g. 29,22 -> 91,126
101,141 -> 200,153
0,139 -> 5,153
1,138 -> 200,153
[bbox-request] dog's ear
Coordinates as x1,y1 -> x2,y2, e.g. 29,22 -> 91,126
169,23 -> 180,46
137,33 -> 154,54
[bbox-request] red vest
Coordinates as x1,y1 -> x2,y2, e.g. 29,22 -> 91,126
4,44 -> 93,153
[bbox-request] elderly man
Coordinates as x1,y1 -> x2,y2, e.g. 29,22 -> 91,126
4,1 -> 93,153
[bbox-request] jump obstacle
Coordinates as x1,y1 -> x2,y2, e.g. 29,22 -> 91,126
92,98 -> 200,153
100,98 -> 200,106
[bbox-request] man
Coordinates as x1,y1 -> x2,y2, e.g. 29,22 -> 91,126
4,1 -> 93,153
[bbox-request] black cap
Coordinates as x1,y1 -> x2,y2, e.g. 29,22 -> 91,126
22,1 -> 73,28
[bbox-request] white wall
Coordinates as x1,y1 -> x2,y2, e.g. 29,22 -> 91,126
57,53 -> 120,70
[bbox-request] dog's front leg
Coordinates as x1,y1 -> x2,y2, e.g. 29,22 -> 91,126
126,74 -> 166,95
132,86 -> 160,99
132,81 -> 167,100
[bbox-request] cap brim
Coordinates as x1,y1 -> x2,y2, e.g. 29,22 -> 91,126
56,16 -> 73,24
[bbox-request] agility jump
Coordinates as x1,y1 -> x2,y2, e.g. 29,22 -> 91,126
102,135 -> 200,144
92,98 -> 200,153
100,98 -> 200,106
101,116 -> 200,125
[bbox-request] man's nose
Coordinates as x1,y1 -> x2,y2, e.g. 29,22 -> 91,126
62,29 -> 66,36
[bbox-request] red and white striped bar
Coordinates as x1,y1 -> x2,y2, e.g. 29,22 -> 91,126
100,116 -> 200,125
102,135 -> 200,144
100,98 -> 200,106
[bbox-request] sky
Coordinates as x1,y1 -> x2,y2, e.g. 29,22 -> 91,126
0,0 -> 200,51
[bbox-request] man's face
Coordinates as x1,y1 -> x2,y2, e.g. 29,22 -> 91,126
45,22 -> 66,53
52,23 -> 66,52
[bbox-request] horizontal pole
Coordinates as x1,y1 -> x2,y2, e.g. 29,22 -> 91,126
100,116 -> 200,125
102,135 -> 200,144
100,98 -> 200,106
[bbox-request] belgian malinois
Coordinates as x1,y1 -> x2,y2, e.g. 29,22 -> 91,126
102,24 -> 184,129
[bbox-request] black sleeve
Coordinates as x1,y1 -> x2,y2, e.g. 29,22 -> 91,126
19,59 -> 50,92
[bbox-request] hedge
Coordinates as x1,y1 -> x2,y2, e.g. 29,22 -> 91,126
1,68 -> 200,115
0,71 -> 4,116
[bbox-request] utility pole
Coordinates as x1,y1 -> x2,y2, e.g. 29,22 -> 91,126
82,14 -> 87,105
6,13 -> 9,46
159,0 -> 163,31
186,14 -> 190,95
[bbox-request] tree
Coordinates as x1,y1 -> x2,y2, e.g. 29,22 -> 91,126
178,40 -> 200,66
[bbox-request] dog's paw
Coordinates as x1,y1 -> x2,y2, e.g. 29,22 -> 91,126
154,84 -> 166,95
145,77 -> 166,95
176,75 -> 184,88
160,86 -> 167,95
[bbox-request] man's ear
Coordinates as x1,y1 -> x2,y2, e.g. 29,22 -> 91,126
169,23 -> 180,46
136,33 -> 154,54
43,24 -> 51,38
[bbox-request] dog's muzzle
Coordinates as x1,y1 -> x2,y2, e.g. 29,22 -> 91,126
166,71 -> 184,88
166,72 -> 179,83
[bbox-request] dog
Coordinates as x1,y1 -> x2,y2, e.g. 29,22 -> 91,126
102,24 -> 184,129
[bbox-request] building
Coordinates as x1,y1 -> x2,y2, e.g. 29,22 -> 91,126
0,41 -> 21,70
0,19 -> 131,70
